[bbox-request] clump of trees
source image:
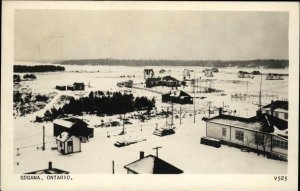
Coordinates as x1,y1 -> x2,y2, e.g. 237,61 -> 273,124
23,73 -> 37,79
37,91 -> 156,122
14,74 -> 21,83
14,65 -> 65,73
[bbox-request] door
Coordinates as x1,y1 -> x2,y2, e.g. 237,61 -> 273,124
67,141 -> 73,153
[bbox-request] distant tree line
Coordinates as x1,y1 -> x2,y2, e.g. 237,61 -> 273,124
14,65 -> 65,73
59,59 -> 288,68
37,91 -> 156,122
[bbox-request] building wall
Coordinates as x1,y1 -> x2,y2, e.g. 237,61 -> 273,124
207,122 -> 231,141
271,136 -> 287,155
57,140 -> 63,152
206,122 -> 287,159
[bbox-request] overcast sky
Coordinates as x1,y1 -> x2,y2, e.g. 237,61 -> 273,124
14,10 -> 289,61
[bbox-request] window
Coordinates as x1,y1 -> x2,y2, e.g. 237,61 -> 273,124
235,130 -> 244,141
272,139 -> 288,150
60,142 -> 62,147
275,112 -> 279,117
222,128 -> 226,137
255,134 -> 264,145
284,113 -> 288,120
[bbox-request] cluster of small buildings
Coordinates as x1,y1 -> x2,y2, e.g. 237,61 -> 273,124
55,82 -> 85,91
203,100 -> 288,161
117,80 -> 133,88
146,76 -> 181,88
238,71 -> 254,78
266,73 -> 284,80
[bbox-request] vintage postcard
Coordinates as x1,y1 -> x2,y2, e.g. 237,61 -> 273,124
1,1 -> 299,190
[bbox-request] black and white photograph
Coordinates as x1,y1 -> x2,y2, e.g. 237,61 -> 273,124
1,1 -> 299,191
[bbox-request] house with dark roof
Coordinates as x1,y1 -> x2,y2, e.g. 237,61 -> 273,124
73,82 -> 85,91
266,73 -> 284,80
117,80 -> 133,88
262,100 -> 288,121
204,108 -> 288,161
162,90 -> 193,104
238,71 -> 253,78
53,118 -> 94,143
161,76 -> 181,87
25,162 -> 69,174
124,152 -> 183,174
146,78 -> 162,88
56,132 -> 81,155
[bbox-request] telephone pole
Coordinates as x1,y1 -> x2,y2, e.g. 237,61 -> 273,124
171,101 -> 174,128
42,126 -> 45,151
153,146 -> 162,158
259,74 -> 262,111
208,101 -> 213,119
122,113 -> 126,135
179,107 -> 182,125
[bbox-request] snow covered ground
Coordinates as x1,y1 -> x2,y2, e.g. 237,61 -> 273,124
13,63 -> 288,174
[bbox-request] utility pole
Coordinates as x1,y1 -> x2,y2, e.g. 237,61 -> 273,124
179,107 -> 182,125
166,107 -> 169,128
153,146 -> 162,158
208,101 -> 213,119
193,74 -> 196,124
123,113 -> 126,134
259,74 -> 262,111
112,160 -> 115,174
42,126 -> 45,151
171,101 -> 174,128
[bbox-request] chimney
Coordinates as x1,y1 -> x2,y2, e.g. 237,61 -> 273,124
256,110 -> 262,117
48,161 -> 52,170
270,100 -> 275,117
140,151 -> 144,159
219,107 -> 223,116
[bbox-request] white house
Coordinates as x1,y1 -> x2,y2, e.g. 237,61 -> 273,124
204,108 -> 288,161
144,69 -> 155,79
56,132 -> 81,155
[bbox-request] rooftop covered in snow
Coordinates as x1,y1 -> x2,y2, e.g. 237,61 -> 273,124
124,155 -> 183,174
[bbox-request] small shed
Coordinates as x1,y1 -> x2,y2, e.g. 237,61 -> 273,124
56,132 -> 81,155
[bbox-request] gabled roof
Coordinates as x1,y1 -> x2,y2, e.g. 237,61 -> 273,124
73,82 -> 85,86
167,90 -> 191,98
53,118 -> 88,128
56,132 -> 72,142
25,168 -> 69,174
146,78 -> 161,82
162,76 -> 180,82
206,114 -> 274,133
124,155 -> 183,174
262,100 -> 288,110
53,119 -> 74,128
207,112 -> 288,135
